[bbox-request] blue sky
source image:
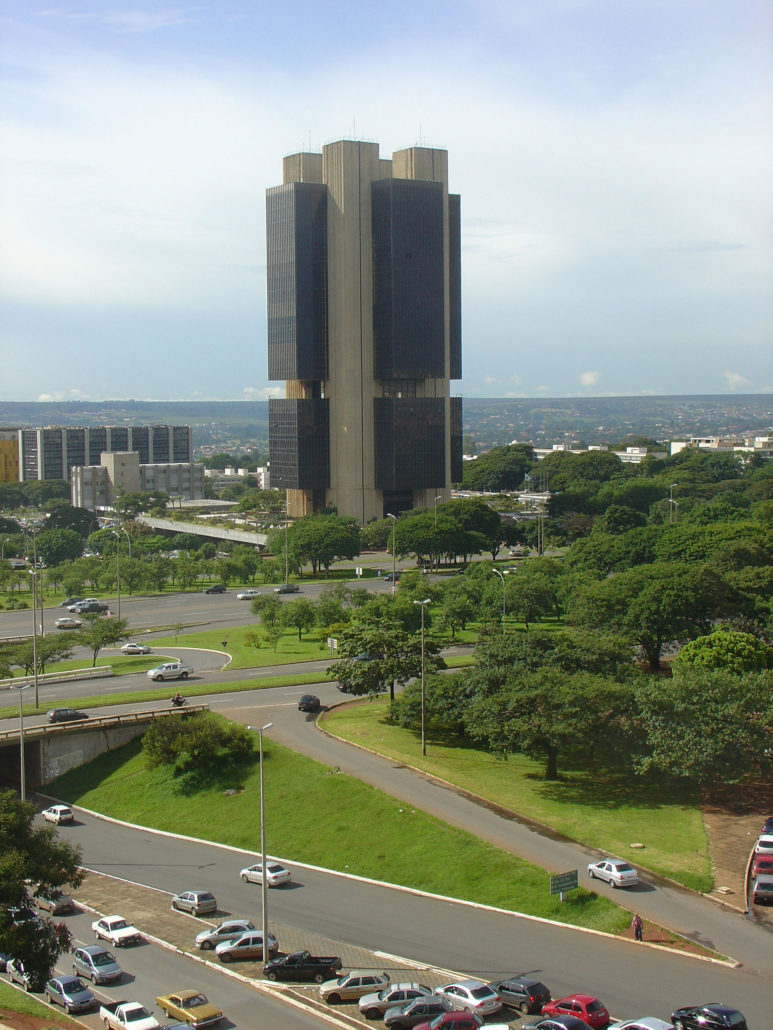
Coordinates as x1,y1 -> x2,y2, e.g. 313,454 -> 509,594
1,0 -> 771,401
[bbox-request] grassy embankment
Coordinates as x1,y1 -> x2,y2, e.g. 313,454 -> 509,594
0,979 -> 80,1027
322,700 -> 712,893
48,734 -> 631,936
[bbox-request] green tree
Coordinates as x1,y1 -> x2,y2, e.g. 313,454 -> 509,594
462,444 -> 534,492
35,528 -> 84,566
279,598 -> 316,640
44,500 -> 97,538
674,630 -> 773,673
142,712 -> 253,779
9,635 -> 77,675
251,594 -> 281,628
330,620 -> 444,702
278,515 -> 361,576
77,616 -> 130,666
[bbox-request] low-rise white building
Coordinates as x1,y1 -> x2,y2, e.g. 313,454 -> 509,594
71,452 -> 204,512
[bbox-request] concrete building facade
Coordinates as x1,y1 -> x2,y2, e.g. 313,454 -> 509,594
71,452 -> 204,512
267,139 -> 462,522
0,429 -> 19,483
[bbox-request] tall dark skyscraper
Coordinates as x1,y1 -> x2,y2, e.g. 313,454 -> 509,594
266,139 -> 462,522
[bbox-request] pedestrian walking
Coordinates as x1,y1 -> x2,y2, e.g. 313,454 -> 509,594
632,912 -> 643,941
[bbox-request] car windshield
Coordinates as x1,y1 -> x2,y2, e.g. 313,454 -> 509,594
587,1000 -> 605,1012
613,863 -> 634,872
68,979 -> 88,992
126,1008 -> 151,1021
110,920 -> 128,929
726,1014 -> 746,1027
183,995 -> 208,1007
92,952 -> 114,965
197,893 -> 214,902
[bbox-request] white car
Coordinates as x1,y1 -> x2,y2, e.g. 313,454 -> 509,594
239,861 -> 292,887
42,804 -> 74,824
587,859 -> 639,888
236,588 -> 261,600
55,616 -> 82,629
755,834 -> 773,854
434,980 -> 503,1015
147,662 -> 193,682
92,915 -> 143,947
121,642 -> 151,655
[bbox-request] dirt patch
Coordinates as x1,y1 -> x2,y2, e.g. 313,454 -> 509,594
0,1010 -> 78,1030
701,781 -> 773,914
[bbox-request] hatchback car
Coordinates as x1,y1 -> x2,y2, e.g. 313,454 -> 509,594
435,981 -> 502,1016
215,930 -> 278,962
42,804 -> 74,824
298,694 -> 321,712
72,944 -> 122,984
320,970 -> 391,1004
542,995 -> 609,1029
55,616 -> 82,629
754,834 -> 773,854
752,874 -> 773,904
147,662 -> 193,681
490,976 -> 551,1014
671,1004 -> 747,1030
274,583 -> 300,593
121,641 -> 151,654
359,984 -> 433,1019
47,708 -> 88,723
195,919 -> 255,950
587,859 -> 639,888
203,583 -> 226,593
384,996 -> 452,1029
36,888 -> 74,914
239,861 -> 292,887
45,974 -> 96,1014
171,890 -> 217,916
7,958 -> 45,992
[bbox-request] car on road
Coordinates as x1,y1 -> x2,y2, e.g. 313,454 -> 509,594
541,995 -> 609,1028
68,597 -> 99,611
671,1004 -> 747,1030
55,616 -> 82,629
203,584 -> 226,594
47,708 -> 88,724
36,888 -> 75,914
236,588 -> 261,600
195,919 -> 255,950
72,944 -> 123,983
155,989 -> 223,1028
170,890 -> 217,916
214,930 -> 278,962
6,958 -> 45,992
489,976 -> 551,1014
383,996 -> 452,1028
320,970 -> 391,1004
92,915 -> 143,946
587,859 -> 639,888
60,596 -> 83,607
121,641 -> 152,654
383,572 -> 400,582
754,834 -> 773,854
359,984 -> 433,1019
147,661 -> 193,682
434,980 -> 502,1016
70,600 -> 109,614
45,974 -> 97,1013
752,874 -> 773,904
298,693 -> 321,712
42,803 -> 74,824
274,583 -> 300,593
239,861 -> 292,887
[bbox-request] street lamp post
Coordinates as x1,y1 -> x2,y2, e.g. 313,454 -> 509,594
387,513 -> 397,595
492,568 -> 507,635
10,684 -> 31,802
413,599 -> 431,757
668,483 -> 678,525
27,568 -> 40,707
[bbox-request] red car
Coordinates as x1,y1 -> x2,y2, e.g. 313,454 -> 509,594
413,1013 -> 484,1030
752,854 -> 773,877
542,994 -> 609,1029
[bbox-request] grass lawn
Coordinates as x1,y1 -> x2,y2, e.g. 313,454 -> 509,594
322,700 -> 712,893
150,624 -> 335,669
0,980 -> 80,1027
47,735 -> 631,935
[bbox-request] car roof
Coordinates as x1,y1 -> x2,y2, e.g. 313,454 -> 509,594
80,944 -> 112,955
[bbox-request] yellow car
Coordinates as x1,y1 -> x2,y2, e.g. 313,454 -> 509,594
155,990 -> 223,1028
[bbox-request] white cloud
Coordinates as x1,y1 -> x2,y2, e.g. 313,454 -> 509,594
722,371 -> 753,391
580,371 -> 600,387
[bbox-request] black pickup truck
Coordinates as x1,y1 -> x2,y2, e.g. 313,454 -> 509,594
263,949 -> 342,983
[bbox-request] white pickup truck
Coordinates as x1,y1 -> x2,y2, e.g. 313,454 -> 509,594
99,1000 -> 160,1030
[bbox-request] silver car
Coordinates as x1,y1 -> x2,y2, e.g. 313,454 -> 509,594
195,919 -> 255,950
72,945 -> 122,984
147,661 -> 193,682
359,984 -> 433,1020
171,890 -> 217,916
45,974 -> 96,1014
587,859 -> 639,888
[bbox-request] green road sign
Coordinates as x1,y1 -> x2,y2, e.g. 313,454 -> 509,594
550,869 -> 579,896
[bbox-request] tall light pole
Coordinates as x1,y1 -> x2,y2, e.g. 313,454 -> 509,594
387,513 -> 397,595
27,568 -> 40,708
492,567 -> 507,635
111,531 -> 121,620
10,684 -> 31,801
252,722 -> 274,964
413,599 -> 431,757
668,483 -> 678,525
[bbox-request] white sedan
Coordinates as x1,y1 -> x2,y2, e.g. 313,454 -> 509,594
239,861 -> 292,887
42,805 -> 74,824
587,859 -> 639,887
55,616 -> 82,629
91,915 -> 143,946
121,641 -> 152,655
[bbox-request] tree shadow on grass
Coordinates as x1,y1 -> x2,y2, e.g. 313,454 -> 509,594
172,751 -> 261,797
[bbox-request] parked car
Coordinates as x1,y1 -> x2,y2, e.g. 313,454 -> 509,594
147,662 -> 193,682
434,980 -> 502,1016
203,584 -> 226,594
70,600 -> 108,614
761,815 -> 773,834
384,996 -> 452,1028
7,958 -> 45,992
754,834 -> 773,854
47,708 -> 88,724
170,890 -> 217,916
489,976 -> 551,1014
92,915 -> 143,946
236,588 -> 261,600
60,596 -> 83,607
72,944 -> 122,983
587,859 -> 639,888
411,1014 -> 502,1030
215,930 -> 278,962
263,949 -> 340,982
752,874 -> 773,904
55,616 -> 82,629
68,597 -> 99,611
320,970 -> 391,1004
359,983 -> 433,1019
121,641 -> 151,654
45,974 -> 97,1013
298,694 -> 321,712
42,804 -> 74,824
195,919 -> 255,950
155,989 -> 223,1028
752,853 -> 773,876
383,572 -> 401,582
542,995 -> 609,1029
36,888 -> 74,914
671,1005 -> 747,1030
274,583 -> 300,593
239,861 -> 292,887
